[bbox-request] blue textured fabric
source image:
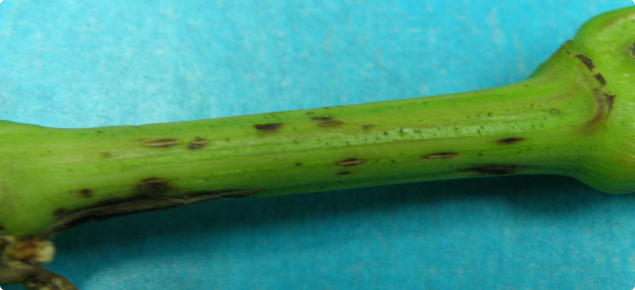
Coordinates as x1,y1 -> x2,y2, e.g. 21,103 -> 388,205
1,1 -> 634,289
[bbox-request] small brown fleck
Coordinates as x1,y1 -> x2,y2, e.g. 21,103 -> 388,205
318,121 -> 343,127
337,171 -> 351,176
79,189 -> 93,198
310,114 -> 333,120
462,165 -> 528,175
593,73 -> 606,86
188,137 -> 209,149
295,163 -> 302,166
136,177 -> 171,195
255,123 -> 283,132
361,125 -> 374,130
306,111 -> 315,115
100,152 -> 111,158
144,139 -> 182,147
336,158 -> 366,167
54,208 -> 67,216
496,137 -> 526,144
629,43 -> 635,59
422,153 -> 458,159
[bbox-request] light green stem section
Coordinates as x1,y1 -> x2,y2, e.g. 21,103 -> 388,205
1,6 -> 634,239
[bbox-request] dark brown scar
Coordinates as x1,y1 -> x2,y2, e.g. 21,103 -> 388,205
144,139 -> 182,147
583,89 -> 609,132
572,53 -> 595,71
496,137 -> 526,144
188,137 -> 209,149
336,158 -> 366,166
462,165 -> 528,175
136,178 -> 171,195
79,189 -> 93,198
36,189 -> 263,239
310,114 -> 333,120
593,73 -> 606,87
336,171 -> 351,176
421,153 -> 458,159
318,121 -> 343,127
254,123 -> 283,132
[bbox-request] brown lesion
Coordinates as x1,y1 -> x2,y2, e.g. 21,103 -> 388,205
79,189 -> 93,198
495,137 -> 526,144
254,123 -> 283,132
336,171 -> 351,176
310,114 -> 333,120
188,137 -> 209,149
317,121 -> 343,127
36,189 -> 263,239
567,51 -> 618,129
135,178 -> 172,195
335,158 -> 366,167
421,153 -> 458,159
144,139 -> 182,147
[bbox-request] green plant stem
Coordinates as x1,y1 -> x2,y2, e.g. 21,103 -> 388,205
0,39 -> 615,240
1,6 -> 635,289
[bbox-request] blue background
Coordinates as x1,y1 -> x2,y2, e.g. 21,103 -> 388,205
1,1 -> 634,289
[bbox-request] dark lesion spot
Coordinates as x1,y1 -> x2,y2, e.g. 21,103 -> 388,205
100,152 -> 111,158
306,111 -> 315,115
295,163 -> 302,166
188,137 -> 209,149
604,93 -> 617,117
144,139 -> 182,147
593,73 -> 606,87
421,152 -> 458,159
495,137 -> 526,144
361,125 -> 374,130
254,123 -> 283,132
53,208 -> 67,216
462,165 -> 528,175
317,121 -> 343,127
136,177 -> 171,195
628,43 -> 635,60
336,171 -> 351,176
79,189 -> 93,198
336,158 -> 366,167
310,114 -> 332,120
572,53 -> 595,71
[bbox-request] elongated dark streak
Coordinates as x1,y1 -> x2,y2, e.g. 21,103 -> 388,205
496,137 -> 526,144
421,153 -> 458,159
36,189 -> 263,239
336,158 -> 366,166
144,139 -> 181,147
254,123 -> 283,132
